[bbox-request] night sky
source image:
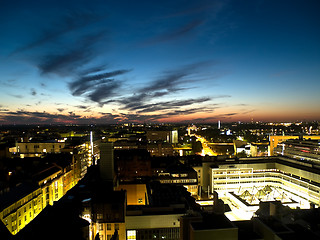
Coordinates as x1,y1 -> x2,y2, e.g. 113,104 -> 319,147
1,0 -> 319,124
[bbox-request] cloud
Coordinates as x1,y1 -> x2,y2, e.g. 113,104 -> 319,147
143,19 -> 204,45
0,110 -> 123,125
69,68 -> 131,104
9,94 -> 24,99
57,108 -> 65,112
118,61 -> 219,112
133,97 -> 212,113
37,31 -> 107,76
31,88 -> 37,96
75,105 -> 89,109
87,81 -> 121,103
165,1 -> 224,18
11,10 -> 103,55
70,69 -> 131,96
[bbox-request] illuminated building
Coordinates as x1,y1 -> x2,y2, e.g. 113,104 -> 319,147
14,136 -> 99,171
114,140 -> 140,150
147,142 -> 174,157
146,130 -> 178,144
195,156 -> 320,220
233,140 -> 251,156
0,153 -> 84,235
90,189 -> 127,240
273,139 -> 320,162
268,135 -> 320,156
16,140 -> 66,158
154,163 -> 198,196
0,183 -> 42,235
124,183 -> 194,240
126,214 -> 181,240
233,141 -> 263,157
116,184 -> 149,205
187,125 -> 197,136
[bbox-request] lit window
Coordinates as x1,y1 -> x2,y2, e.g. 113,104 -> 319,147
99,223 -> 103,231
127,230 -> 136,240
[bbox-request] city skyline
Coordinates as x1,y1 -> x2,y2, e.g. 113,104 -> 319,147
1,0 -> 320,125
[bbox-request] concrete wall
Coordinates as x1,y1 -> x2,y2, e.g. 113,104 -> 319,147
126,214 -> 182,229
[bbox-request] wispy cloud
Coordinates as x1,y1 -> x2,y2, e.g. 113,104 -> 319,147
143,19 -> 204,45
69,68 -> 131,104
30,88 -> 37,96
37,31 -> 107,76
11,11 -> 104,55
9,94 -> 24,99
70,69 -> 130,96
0,110 -> 123,125
133,97 -> 212,113
117,61 -> 220,113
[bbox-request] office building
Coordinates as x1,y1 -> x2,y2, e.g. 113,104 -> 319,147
146,130 -> 178,144
193,156 -> 320,221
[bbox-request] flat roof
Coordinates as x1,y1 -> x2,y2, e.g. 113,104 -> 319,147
191,214 -> 236,230
0,182 -> 40,211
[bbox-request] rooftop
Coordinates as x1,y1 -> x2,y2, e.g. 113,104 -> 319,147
191,213 -> 236,230
0,182 -> 40,211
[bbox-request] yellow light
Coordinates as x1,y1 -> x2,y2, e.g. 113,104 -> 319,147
127,230 -> 136,240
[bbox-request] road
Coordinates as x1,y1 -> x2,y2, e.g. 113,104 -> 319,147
194,135 -> 217,156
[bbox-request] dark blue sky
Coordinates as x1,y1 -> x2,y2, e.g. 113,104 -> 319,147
0,0 -> 319,124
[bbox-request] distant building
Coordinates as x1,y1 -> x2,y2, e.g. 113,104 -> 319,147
146,130 -> 178,144
233,140 -> 251,156
268,135 -> 320,156
273,139 -> 320,162
16,140 -> 66,158
115,149 -> 152,181
147,142 -> 174,157
153,161 -> 198,196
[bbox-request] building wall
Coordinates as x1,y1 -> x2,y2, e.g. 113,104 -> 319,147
0,156 -> 83,235
126,214 -> 182,230
0,188 -> 43,235
100,142 -> 114,182
116,184 -> 148,205
269,135 -> 320,156
146,130 -> 178,144
190,227 -> 238,240
126,214 -> 182,240
17,142 -> 66,157
209,160 -> 320,206
93,222 -> 126,240
147,143 -> 174,157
